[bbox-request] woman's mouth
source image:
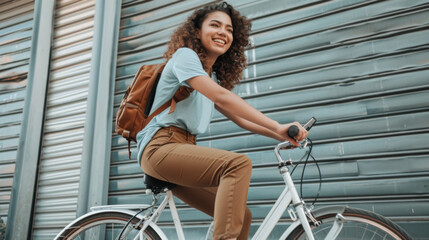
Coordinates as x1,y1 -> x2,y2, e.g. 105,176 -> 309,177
213,38 -> 226,46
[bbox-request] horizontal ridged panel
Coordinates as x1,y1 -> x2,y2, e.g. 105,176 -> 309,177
110,0 -> 429,239
32,0 -> 95,239
0,0 -> 33,221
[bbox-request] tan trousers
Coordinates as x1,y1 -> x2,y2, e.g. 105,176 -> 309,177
141,126 -> 252,240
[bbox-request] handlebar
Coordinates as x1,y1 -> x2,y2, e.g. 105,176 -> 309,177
287,117 -> 317,138
275,117 -> 317,164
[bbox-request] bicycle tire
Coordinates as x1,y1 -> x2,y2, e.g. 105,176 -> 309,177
286,207 -> 412,240
56,211 -> 162,240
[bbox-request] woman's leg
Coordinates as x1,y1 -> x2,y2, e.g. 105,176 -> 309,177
172,186 -> 252,240
141,128 -> 252,239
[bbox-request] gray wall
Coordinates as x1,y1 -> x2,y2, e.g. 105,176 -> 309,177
1,0 -> 428,239
31,0 -> 95,238
0,0 -> 34,238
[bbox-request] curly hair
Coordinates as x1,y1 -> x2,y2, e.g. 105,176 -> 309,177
163,2 -> 252,90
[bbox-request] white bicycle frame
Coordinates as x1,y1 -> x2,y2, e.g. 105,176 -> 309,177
251,140 -> 315,240
121,140 -> 344,240
252,140 -> 344,240
59,138 -> 346,240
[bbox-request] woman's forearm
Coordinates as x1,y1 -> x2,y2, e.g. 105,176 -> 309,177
188,76 -> 280,133
187,75 -> 308,145
215,105 -> 285,141
234,118 -> 285,141
216,91 -> 280,132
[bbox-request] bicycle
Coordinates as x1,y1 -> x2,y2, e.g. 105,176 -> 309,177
55,117 -> 412,240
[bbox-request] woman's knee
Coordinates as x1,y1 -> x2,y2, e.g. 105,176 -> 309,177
236,154 -> 252,171
223,153 -> 252,177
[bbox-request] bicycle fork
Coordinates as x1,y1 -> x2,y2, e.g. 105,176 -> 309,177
324,213 -> 345,239
281,166 -> 316,240
283,166 -> 345,240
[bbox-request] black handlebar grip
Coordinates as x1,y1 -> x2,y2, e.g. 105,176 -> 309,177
287,125 -> 299,138
287,117 -> 317,139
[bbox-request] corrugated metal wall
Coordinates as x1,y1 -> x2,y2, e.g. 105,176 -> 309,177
204,1 -> 429,238
3,0 -> 427,239
0,0 -> 34,227
31,0 -> 96,239
111,0 -> 429,239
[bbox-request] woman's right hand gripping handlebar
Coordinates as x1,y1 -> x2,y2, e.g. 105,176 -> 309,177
277,123 -> 308,147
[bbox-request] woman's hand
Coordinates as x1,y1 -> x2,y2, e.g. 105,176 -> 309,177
277,122 -> 309,147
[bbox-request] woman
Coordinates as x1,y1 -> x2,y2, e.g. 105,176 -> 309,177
137,2 -> 308,240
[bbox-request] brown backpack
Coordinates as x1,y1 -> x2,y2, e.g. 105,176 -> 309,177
115,63 -> 193,159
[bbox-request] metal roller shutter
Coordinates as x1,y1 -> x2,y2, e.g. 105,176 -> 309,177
0,0 -> 34,228
111,0 -> 429,239
31,0 -> 95,239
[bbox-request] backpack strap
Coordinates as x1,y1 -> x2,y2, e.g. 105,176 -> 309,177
145,86 -> 194,124
128,100 -> 170,160
128,140 -> 131,159
135,87 -> 194,160
145,100 -> 171,126
169,86 -> 194,114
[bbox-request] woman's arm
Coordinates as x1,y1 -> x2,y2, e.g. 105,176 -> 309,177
187,75 -> 308,145
215,105 -> 287,141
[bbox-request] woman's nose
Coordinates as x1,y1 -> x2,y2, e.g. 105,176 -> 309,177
217,27 -> 227,36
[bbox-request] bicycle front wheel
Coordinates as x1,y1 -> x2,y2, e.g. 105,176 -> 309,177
56,211 -> 162,240
287,207 -> 412,240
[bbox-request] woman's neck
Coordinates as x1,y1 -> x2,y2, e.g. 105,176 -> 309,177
206,55 -> 217,74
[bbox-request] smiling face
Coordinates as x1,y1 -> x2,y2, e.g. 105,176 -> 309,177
197,11 -> 233,62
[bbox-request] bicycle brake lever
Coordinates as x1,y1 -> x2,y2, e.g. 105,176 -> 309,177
301,139 -> 309,148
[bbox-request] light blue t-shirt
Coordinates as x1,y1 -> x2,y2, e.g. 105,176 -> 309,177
136,48 -> 216,165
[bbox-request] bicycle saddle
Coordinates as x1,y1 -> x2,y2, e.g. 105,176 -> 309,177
144,174 -> 176,194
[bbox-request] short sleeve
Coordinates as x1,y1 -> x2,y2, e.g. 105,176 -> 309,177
172,48 -> 208,85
